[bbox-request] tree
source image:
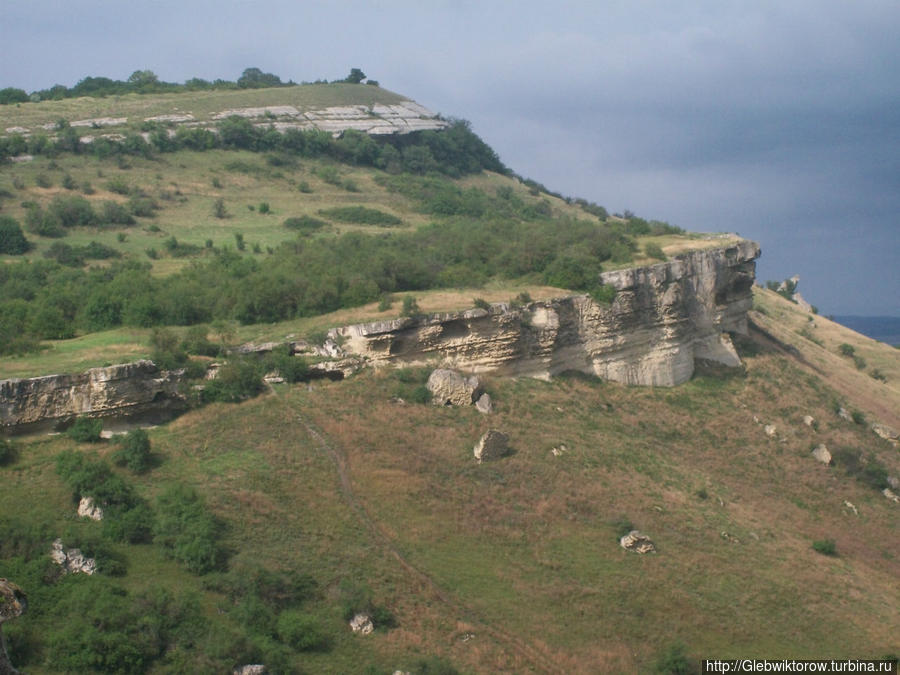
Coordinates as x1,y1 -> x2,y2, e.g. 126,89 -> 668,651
344,68 -> 366,84
0,216 -> 30,254
0,87 -> 28,105
237,67 -> 283,89
127,70 -> 159,90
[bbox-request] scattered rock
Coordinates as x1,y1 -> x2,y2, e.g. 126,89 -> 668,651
764,424 -> 777,438
720,531 -> 740,544
50,539 -> 97,575
77,496 -> 103,521
871,423 -> 899,445
473,429 -> 509,463
802,415 -> 815,427
811,444 -> 832,465
263,371 -> 285,385
233,666 -> 267,675
842,501 -> 858,516
753,415 -> 761,424
475,392 -> 493,414
350,613 -> 374,635
427,369 -> 482,406
837,407 -> 853,422
887,476 -> 900,491
551,443 -> 568,457
619,530 -> 656,554
883,488 -> 900,504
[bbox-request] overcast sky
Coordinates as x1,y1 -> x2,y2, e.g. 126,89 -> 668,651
2,0 -> 898,315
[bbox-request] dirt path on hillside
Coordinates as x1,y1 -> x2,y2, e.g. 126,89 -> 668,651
290,405 -> 564,674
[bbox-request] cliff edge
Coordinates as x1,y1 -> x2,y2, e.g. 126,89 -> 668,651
336,240 -> 761,386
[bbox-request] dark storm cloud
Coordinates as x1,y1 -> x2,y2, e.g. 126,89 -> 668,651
1,0 -> 897,314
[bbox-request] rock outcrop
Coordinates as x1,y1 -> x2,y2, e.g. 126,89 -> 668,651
620,530 -> 656,554
336,241 -> 760,386
350,613 -> 374,635
1,360 -> 185,435
77,496 -> 104,521
50,539 -> 97,575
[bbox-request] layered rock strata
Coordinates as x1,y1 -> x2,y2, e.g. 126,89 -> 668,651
0,360 -> 184,434
335,240 -> 760,386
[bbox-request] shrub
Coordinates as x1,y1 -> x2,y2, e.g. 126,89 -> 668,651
812,539 -> 837,556
317,206 -> 402,226
213,197 -> 228,219
298,180 -> 312,193
264,345 -> 309,383
154,484 -> 226,574
377,295 -> 393,311
112,429 -> 152,473
276,611 -> 330,651
589,284 -> 617,305
258,202 -> 270,214
611,516 -> 634,539
35,173 -> 52,188
100,200 -> 136,226
202,358 -> 264,403
49,194 -> 97,228
654,641 -> 693,674
0,438 -> 17,466
234,232 -> 245,250
401,295 -> 421,318
838,343 -> 855,356
644,242 -> 666,260
473,297 -> 491,310
852,355 -> 867,370
62,173 -> 77,190
67,416 -> 103,443
127,195 -> 159,218
105,177 -> 131,195
0,215 -> 30,254
851,410 -> 866,425
283,215 -> 327,233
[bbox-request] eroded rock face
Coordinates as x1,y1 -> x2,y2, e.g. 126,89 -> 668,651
0,360 -> 186,435
427,369 -> 482,406
336,241 -> 760,386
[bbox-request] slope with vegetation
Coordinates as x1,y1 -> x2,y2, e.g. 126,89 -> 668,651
2,80 -> 896,674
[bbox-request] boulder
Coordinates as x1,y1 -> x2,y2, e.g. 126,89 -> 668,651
802,415 -> 815,427
350,613 -> 374,635
620,530 -> 656,554
811,444 -> 832,465
77,496 -> 103,521
764,424 -> 777,438
475,392 -> 493,414
50,539 -> 96,575
473,430 -> 509,463
551,443 -> 568,457
842,501 -> 858,516
837,407 -> 853,422
883,488 -> 900,504
887,476 -> 900,491
427,369 -> 482,406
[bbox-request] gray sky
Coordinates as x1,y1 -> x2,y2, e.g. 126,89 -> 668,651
2,0 -> 898,315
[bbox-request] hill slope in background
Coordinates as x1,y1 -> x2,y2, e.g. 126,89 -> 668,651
1,84 -> 898,674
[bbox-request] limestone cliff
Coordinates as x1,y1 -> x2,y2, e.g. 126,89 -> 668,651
335,240 -> 760,386
0,360 -> 184,434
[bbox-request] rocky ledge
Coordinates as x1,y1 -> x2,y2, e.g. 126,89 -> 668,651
0,360 -> 185,434
335,240 -> 761,386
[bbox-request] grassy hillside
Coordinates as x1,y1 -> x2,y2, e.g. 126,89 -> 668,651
2,294 -> 898,673
2,84 -> 897,674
